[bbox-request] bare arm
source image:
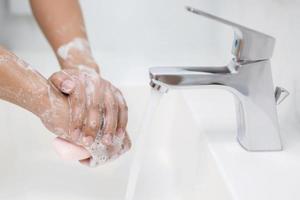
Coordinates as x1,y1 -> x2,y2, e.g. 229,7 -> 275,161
0,47 -> 71,136
30,0 -> 131,165
30,0 -> 98,71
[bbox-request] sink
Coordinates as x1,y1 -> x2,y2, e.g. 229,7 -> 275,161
0,86 -> 233,200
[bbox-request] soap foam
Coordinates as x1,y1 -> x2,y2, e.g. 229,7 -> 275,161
57,38 -> 91,60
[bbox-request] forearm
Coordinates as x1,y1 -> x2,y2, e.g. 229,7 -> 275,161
30,0 -> 98,72
0,47 -> 64,118
30,0 -> 86,52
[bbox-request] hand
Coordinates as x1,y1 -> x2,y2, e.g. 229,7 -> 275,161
49,67 -> 102,146
49,66 -> 131,165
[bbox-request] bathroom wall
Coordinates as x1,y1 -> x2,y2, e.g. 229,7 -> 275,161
0,1 -> 7,46
0,0 -> 299,121
1,0 -> 227,62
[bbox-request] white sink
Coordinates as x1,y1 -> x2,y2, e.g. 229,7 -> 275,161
0,86 -> 233,200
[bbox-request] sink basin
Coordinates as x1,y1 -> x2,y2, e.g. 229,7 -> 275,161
0,86 -> 233,200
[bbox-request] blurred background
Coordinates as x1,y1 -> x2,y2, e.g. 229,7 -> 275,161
0,0 -> 299,122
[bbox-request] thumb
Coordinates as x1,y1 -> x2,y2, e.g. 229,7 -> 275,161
49,71 -> 75,94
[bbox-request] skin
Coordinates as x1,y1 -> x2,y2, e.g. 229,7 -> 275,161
0,47 -> 70,137
0,0 -> 131,165
30,0 -> 100,144
30,0 -> 129,137
30,0 -> 131,164
30,0 -> 131,163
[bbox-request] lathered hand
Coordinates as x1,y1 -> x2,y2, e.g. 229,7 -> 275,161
49,67 -> 131,166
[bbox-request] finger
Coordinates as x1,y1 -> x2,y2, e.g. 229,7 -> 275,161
52,137 -> 91,161
120,132 -> 131,154
81,76 -> 102,144
84,74 -> 101,107
49,71 -> 75,94
113,88 -> 128,136
97,78 -> 107,130
69,77 -> 87,141
98,78 -> 106,103
102,86 -> 118,145
81,107 -> 100,146
107,125 -> 130,159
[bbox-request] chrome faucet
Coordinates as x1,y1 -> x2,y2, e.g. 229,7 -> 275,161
149,7 -> 289,151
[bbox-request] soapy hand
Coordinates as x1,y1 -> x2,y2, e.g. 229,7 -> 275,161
49,67 -> 131,165
45,37 -> 131,166
49,67 -> 102,146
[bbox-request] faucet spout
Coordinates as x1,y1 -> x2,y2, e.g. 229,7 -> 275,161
150,63 -> 236,89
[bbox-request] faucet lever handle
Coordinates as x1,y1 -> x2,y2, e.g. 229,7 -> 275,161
186,6 -> 275,62
275,86 -> 290,105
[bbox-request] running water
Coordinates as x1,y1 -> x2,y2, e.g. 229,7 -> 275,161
125,89 -> 164,200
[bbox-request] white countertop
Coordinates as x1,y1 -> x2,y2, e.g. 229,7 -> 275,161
182,89 -> 300,200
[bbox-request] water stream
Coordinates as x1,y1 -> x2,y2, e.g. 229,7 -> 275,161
125,89 -> 164,200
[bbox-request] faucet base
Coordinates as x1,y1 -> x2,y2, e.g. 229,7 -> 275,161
237,138 -> 283,152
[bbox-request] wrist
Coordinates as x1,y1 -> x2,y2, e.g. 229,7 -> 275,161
56,37 -> 100,74
60,58 -> 100,74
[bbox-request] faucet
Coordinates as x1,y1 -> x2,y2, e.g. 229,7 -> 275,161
149,6 -> 289,151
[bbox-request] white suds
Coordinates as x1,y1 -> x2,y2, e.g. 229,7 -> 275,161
0,55 -> 11,64
84,78 -> 95,106
77,64 -> 97,75
86,131 -> 109,167
57,38 -> 91,60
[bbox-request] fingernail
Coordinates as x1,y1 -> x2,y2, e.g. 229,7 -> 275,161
122,138 -> 131,153
122,143 -> 131,152
102,134 -> 112,145
119,144 -> 129,155
79,158 -> 92,166
71,128 -> 81,141
82,136 -> 94,147
61,80 -> 75,94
